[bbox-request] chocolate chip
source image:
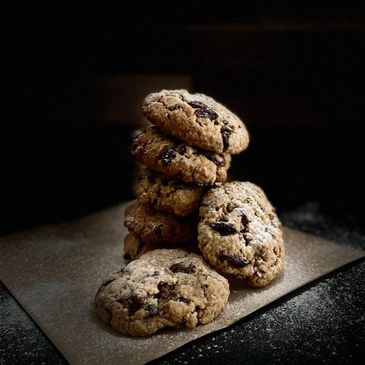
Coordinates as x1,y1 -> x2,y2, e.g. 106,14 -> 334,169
176,144 -> 187,155
210,222 -> 237,235
160,147 -> 176,166
241,214 -> 249,232
147,173 -> 156,185
157,282 -> 175,298
116,296 -> 143,316
154,225 -> 163,238
131,294 -> 146,315
221,125 -> 233,151
179,93 -> 187,102
178,297 -> 190,304
204,152 -> 225,167
161,177 -> 169,186
188,101 -> 218,120
144,304 -> 159,316
170,262 -> 196,274
123,253 -> 131,260
188,101 -> 207,109
196,107 -> 218,120
167,104 -> 183,111
220,254 -> 248,268
173,182 -> 183,191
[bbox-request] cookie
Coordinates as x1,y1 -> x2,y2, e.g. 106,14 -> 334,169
95,249 -> 230,336
143,89 -> 249,154
198,181 -> 284,287
124,201 -> 197,245
123,233 -> 142,260
131,126 -> 231,186
134,167 -> 205,217
123,233 -> 199,261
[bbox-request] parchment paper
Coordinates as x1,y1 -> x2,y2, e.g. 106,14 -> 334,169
0,202 -> 363,365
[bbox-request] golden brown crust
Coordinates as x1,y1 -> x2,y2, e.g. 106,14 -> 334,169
95,249 -> 230,336
131,126 -> 231,186
133,167 -> 205,217
143,89 -> 249,154
124,201 -> 197,245
198,182 -> 284,287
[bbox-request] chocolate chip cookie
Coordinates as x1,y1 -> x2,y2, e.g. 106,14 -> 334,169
95,249 -> 230,336
131,126 -> 231,186
143,89 -> 249,154
124,201 -> 197,245
198,181 -> 284,287
134,167 -> 205,217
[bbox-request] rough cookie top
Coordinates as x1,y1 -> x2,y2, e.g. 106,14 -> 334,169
131,126 -> 231,185
198,181 -> 284,287
134,167 -> 205,217
95,249 -> 230,336
143,89 -> 249,154
124,201 -> 197,245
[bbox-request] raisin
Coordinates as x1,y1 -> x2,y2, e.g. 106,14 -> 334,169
188,101 -> 218,120
210,222 -> 237,235
170,262 -> 196,274
160,147 -> 176,166
220,254 -> 248,268
144,304 -> 159,316
154,225 -> 163,238
221,125 -> 233,151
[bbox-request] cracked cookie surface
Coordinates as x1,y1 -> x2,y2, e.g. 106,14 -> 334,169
198,181 -> 284,287
134,167 -> 205,217
131,126 -> 231,186
95,249 -> 230,336
143,89 -> 249,154
124,201 -> 197,245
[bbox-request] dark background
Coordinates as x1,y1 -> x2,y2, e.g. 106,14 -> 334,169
2,2 -> 365,236
1,2 -> 365,365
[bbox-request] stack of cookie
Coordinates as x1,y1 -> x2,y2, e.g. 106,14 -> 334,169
95,89 -> 285,337
123,89 -> 250,259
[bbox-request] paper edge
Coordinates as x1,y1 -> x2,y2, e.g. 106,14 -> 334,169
2,255 -> 364,365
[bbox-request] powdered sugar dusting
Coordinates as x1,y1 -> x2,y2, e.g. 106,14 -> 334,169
0,203 -> 363,365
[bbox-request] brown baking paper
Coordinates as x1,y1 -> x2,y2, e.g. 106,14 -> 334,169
0,202 -> 364,365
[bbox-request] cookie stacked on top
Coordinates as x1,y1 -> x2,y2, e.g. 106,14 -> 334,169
123,89 -> 250,259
